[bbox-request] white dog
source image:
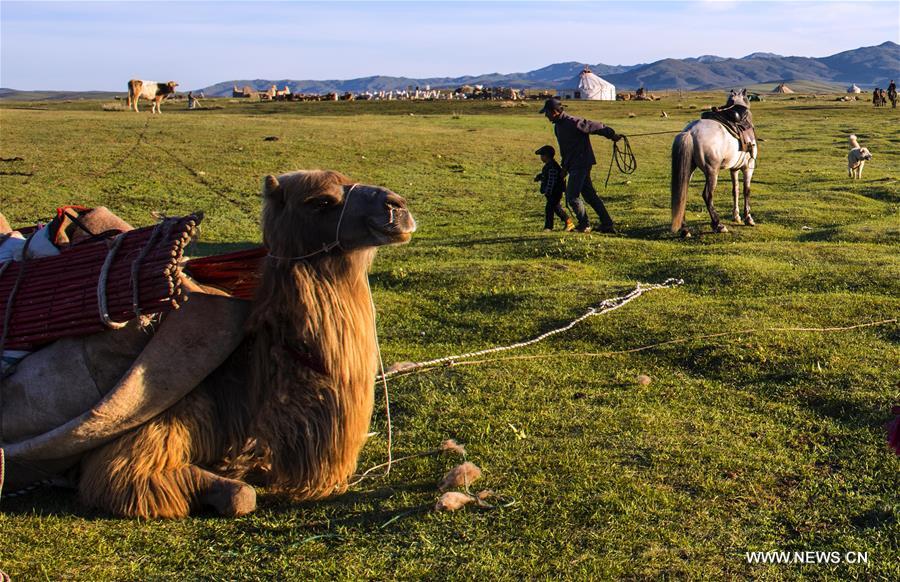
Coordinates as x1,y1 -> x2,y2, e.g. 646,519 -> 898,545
847,134 -> 872,179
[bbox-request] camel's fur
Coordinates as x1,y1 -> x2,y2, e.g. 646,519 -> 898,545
4,171 -> 415,518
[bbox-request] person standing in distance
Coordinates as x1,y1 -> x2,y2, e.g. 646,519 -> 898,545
539,97 -> 621,233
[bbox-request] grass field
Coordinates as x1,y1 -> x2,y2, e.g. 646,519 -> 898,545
1,94 -> 898,580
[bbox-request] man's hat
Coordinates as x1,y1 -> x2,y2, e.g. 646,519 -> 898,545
534,145 -> 556,157
538,97 -> 564,114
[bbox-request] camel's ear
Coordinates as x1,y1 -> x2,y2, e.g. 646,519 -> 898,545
263,175 -> 283,202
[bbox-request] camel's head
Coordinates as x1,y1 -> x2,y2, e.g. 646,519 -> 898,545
261,170 -> 416,259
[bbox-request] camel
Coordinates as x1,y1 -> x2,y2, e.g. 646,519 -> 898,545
1,170 -> 416,518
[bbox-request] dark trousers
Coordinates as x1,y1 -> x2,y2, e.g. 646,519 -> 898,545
565,165 -> 614,229
544,191 -> 569,229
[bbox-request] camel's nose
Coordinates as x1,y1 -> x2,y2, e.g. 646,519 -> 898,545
385,192 -> 408,210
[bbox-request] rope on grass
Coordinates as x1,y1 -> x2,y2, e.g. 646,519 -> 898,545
387,318 -> 899,378
380,278 -> 684,380
351,280 -> 683,489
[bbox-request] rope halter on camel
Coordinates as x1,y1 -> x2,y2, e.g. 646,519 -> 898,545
267,183 -> 358,263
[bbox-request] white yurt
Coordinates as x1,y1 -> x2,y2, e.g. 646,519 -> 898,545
847,84 -> 861,94
560,67 -> 616,101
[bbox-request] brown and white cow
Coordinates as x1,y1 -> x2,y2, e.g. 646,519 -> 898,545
126,79 -> 178,114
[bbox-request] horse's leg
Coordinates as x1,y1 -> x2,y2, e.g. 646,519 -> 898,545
743,164 -> 755,226
702,166 -> 726,233
730,168 -> 741,222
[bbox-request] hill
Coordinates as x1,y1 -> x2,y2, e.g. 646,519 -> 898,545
606,41 -> 898,90
2,42 -> 895,99
198,41 -> 897,95
0,88 -> 121,101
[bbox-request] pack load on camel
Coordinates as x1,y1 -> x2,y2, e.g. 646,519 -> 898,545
700,89 -> 758,155
1,208 -> 198,360
0,170 -> 416,518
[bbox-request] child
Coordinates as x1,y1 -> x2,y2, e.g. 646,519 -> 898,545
533,145 -> 574,232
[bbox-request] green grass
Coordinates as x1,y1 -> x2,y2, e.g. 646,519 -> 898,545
1,95 -> 898,580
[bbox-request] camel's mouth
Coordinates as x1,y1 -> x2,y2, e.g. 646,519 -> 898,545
367,208 -> 416,245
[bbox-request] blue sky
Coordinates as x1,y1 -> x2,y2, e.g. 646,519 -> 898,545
1,1 -> 898,90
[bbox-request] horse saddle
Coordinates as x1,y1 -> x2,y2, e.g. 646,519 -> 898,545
701,105 -> 757,154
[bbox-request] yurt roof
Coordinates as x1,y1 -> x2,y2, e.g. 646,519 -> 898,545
575,67 -> 614,88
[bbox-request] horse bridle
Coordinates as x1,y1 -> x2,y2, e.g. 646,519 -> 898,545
266,183 -> 358,262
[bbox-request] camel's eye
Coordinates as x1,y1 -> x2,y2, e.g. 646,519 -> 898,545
307,196 -> 340,210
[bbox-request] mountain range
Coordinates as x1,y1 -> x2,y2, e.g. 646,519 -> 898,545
199,41 -> 898,95
1,42 -> 896,99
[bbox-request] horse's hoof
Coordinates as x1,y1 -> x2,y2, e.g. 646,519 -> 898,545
744,216 -> 756,227
680,229 -> 692,239
732,214 -> 741,223
714,224 -> 729,233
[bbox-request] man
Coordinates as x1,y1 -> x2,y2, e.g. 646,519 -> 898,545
539,97 -> 621,233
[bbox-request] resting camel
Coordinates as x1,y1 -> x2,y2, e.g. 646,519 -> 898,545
1,170 -> 416,518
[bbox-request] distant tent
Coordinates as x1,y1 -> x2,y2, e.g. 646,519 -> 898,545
568,67 -> 616,101
772,83 -> 795,93
847,84 -> 861,93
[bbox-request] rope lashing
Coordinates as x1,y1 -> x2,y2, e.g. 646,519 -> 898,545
97,234 -> 128,330
130,220 -> 168,317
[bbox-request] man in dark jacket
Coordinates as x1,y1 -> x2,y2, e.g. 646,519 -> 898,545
534,145 -> 574,231
540,97 -> 621,233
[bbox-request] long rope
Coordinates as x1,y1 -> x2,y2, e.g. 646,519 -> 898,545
386,318 -> 898,378
624,130 -> 683,138
348,278 -> 683,487
381,278 -> 683,379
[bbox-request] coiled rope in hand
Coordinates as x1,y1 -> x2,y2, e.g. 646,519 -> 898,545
603,129 -> 685,188
605,135 -> 637,187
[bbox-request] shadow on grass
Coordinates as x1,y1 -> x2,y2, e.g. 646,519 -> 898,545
0,487 -> 99,519
430,234 -> 548,248
797,224 -> 844,242
856,185 -> 899,204
254,480 -> 439,535
797,393 -> 897,433
1,479 -> 438,529
619,223 -> 676,240
851,505 -> 897,529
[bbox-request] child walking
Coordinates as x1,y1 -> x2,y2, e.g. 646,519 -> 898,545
533,145 -> 574,232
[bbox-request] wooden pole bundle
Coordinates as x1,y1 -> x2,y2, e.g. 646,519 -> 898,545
0,214 -> 201,351
184,246 -> 267,301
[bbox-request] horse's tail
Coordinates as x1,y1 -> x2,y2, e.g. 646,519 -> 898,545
671,131 -> 693,232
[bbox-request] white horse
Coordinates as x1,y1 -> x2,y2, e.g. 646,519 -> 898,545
671,89 -> 757,236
